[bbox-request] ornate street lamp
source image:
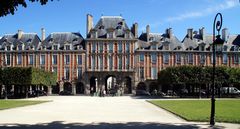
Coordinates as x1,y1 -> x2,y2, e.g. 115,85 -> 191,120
210,13 -> 224,126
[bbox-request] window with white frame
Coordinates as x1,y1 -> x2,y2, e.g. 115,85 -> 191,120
223,53 -> 228,64
40,55 -> 45,65
100,55 -> 103,70
65,45 -> 71,50
109,55 -> 113,70
17,54 -> 22,65
234,54 -> 239,64
92,55 -> 95,70
126,55 -> 130,70
118,42 -> 122,53
77,67 -> 82,80
64,55 -> 70,65
188,53 -> 193,64
52,55 -> 58,65
140,53 -> 144,62
29,55 -> 34,65
92,43 -> 96,53
64,67 -> 70,80
175,53 -> 181,64
152,44 -> 157,50
18,45 -> 22,51
99,42 -> 103,53
151,53 -> 157,64
109,43 -> 113,53
126,42 -> 130,53
77,55 -> 82,65
151,67 -> 157,79
200,53 -> 206,64
6,54 -> 11,65
6,46 -> 11,51
163,53 -> 169,64
118,56 -> 122,70
140,67 -> 144,80
53,45 -> 58,50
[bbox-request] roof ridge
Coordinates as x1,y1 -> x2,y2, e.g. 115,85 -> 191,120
101,16 -> 123,19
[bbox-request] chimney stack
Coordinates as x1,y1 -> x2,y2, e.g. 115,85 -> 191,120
222,28 -> 228,42
146,25 -> 150,42
87,14 -> 93,37
41,28 -> 46,41
187,28 -> 193,39
131,23 -> 138,38
18,30 -> 23,40
166,28 -> 173,38
199,27 -> 205,41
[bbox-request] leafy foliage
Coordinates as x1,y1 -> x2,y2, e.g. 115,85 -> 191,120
0,67 -> 57,86
0,0 -> 54,17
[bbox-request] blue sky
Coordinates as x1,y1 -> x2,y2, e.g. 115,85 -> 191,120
0,0 -> 239,40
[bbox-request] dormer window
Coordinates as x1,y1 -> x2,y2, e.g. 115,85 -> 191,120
65,45 -> 71,50
223,46 -> 228,51
201,46 -> 205,51
73,38 -> 78,42
149,37 -> 154,42
152,44 -> 157,50
91,31 -> 97,38
18,45 -> 22,51
53,45 -> 58,50
49,38 -> 53,43
108,32 -> 113,38
164,44 -> 169,50
6,46 -> 11,51
27,39 -> 32,43
189,47 -> 193,51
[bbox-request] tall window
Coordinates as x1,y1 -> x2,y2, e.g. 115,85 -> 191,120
126,42 -> 130,53
140,67 -> 144,80
175,53 -> 181,64
151,67 -> 157,79
40,55 -> 45,65
92,43 -> 96,53
234,54 -> 239,64
118,56 -> 122,70
109,55 -> 113,70
77,67 -> 82,80
6,54 -> 11,65
140,53 -> 144,62
151,53 -> 157,64
99,43 -> 103,53
200,54 -> 206,64
223,53 -> 228,64
100,55 -> 103,70
163,53 -> 169,64
188,53 -> 193,64
118,42 -> 122,53
126,55 -> 130,70
65,55 -> 70,65
29,55 -> 34,65
64,67 -> 70,80
52,55 -> 58,65
77,55 -> 82,65
109,43 -> 113,53
7,46 -> 11,51
92,55 -> 95,70
17,54 -> 22,65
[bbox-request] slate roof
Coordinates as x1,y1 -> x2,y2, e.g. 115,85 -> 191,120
41,32 -> 84,49
138,30 -> 182,50
88,16 -> 134,39
0,33 -> 41,50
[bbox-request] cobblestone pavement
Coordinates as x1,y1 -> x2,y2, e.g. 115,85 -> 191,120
0,96 -> 239,129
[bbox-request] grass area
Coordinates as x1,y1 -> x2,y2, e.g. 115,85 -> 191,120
0,100 -> 48,110
149,99 -> 240,123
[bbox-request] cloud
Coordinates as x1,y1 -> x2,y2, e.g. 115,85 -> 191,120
166,0 -> 239,22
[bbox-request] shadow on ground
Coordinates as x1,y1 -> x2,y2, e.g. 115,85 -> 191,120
0,121 -> 224,129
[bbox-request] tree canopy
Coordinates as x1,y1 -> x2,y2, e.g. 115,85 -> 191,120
0,0 -> 54,17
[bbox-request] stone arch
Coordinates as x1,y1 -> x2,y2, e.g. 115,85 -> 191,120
52,82 -> 60,94
90,76 -> 97,94
63,82 -> 72,93
105,75 -> 117,94
124,76 -> 132,94
149,82 -> 158,93
137,82 -> 147,91
76,82 -> 84,94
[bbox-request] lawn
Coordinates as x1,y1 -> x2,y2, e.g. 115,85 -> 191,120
149,99 -> 240,123
0,100 -> 48,110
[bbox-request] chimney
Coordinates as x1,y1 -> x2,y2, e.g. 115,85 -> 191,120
199,27 -> 205,40
146,25 -> 150,42
131,23 -> 138,38
41,28 -> 46,41
167,28 -> 173,38
87,14 -> 93,36
18,30 -> 23,40
187,28 -> 193,39
222,28 -> 228,42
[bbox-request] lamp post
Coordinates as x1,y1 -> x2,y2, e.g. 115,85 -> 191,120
210,13 -> 224,126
